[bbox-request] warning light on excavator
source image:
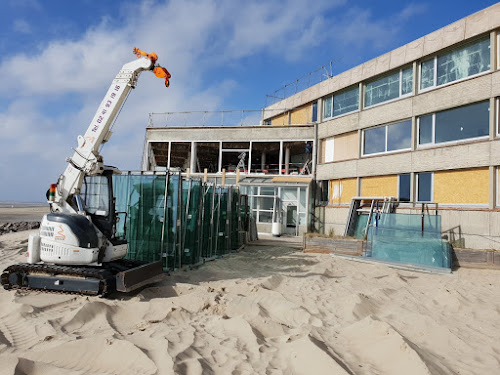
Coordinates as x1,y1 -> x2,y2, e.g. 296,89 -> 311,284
48,184 -> 57,201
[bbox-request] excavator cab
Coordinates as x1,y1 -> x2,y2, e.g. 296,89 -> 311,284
80,168 -> 125,245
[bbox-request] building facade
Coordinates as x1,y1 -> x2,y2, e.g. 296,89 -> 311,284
262,4 -> 500,249
144,4 -> 500,249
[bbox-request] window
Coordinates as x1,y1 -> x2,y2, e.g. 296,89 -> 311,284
323,96 -> 332,119
253,186 -> 278,224
420,36 -> 490,91
312,101 -> 318,122
398,174 -> 411,202
323,86 -> 359,119
364,67 -> 413,108
317,180 -> 329,205
417,172 -> 433,202
81,176 -> 110,216
363,120 -> 412,156
324,137 -> 334,163
418,101 -> 489,146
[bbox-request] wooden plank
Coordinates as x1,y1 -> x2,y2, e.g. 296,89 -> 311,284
453,248 -> 500,269
304,237 -> 364,256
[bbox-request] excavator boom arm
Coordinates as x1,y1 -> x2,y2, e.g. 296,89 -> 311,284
52,48 -> 170,213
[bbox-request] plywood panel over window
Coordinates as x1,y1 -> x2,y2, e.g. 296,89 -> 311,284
329,178 -> 357,205
290,105 -> 310,125
271,112 -> 288,126
434,168 -> 489,204
360,175 -> 398,197
334,132 -> 358,161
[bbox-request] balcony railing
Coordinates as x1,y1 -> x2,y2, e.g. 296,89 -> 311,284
148,109 -> 289,128
265,61 -> 334,107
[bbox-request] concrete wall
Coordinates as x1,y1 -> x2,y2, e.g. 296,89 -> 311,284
146,125 -> 314,143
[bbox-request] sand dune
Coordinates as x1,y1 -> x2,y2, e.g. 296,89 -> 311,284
0,230 -> 499,374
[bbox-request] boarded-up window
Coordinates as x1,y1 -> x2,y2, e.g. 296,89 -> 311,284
434,168 -> 489,204
322,132 -> 358,163
360,175 -> 398,197
271,113 -> 288,126
334,132 -> 358,161
329,178 -> 357,204
290,105 -> 310,125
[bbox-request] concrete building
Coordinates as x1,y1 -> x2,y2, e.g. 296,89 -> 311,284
144,112 -> 315,236
144,4 -> 500,249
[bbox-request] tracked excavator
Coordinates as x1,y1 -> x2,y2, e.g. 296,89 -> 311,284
1,48 -> 171,296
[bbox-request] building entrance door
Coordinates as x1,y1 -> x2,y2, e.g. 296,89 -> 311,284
284,204 -> 297,235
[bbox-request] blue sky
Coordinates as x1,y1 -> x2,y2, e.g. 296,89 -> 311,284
0,0 -> 497,202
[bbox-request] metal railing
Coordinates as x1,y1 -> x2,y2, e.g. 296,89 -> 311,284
265,61 -> 335,107
149,109 -> 290,128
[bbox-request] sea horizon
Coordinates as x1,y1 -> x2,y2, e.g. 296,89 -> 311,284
0,201 -> 47,208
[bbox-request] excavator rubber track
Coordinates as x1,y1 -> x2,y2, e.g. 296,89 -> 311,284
0,260 -> 164,296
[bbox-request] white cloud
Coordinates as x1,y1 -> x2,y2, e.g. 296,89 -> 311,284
8,0 -> 41,11
328,4 -> 429,54
13,19 -> 32,34
398,3 -> 428,22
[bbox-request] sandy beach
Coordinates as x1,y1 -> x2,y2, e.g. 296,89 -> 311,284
0,206 -> 49,224
0,230 -> 499,374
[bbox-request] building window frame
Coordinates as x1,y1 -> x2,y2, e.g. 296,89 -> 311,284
323,86 -> 360,120
361,119 -> 412,157
419,35 -> 491,93
311,101 -> 318,123
398,173 -> 411,202
497,34 -> 500,70
324,137 -> 334,163
363,66 -> 413,109
497,97 -> 500,136
416,172 -> 434,203
417,101 -> 490,149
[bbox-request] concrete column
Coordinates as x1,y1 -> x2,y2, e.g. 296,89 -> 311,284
412,61 -> 418,95
411,116 -> 417,150
141,140 -> 149,171
279,141 -> 283,175
248,141 -> 252,173
317,99 -> 323,123
410,172 -> 416,204
356,177 -> 361,196
489,166 -> 496,210
312,123 -> 318,176
358,82 -> 364,110
142,141 -> 152,171
190,141 -> 197,172
261,152 -> 266,170
358,129 -> 363,158
167,141 -> 171,169
490,31 -> 497,72
284,146 -> 290,174
218,141 -> 223,173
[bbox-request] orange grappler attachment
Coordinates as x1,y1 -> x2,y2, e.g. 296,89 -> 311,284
133,47 -> 171,87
